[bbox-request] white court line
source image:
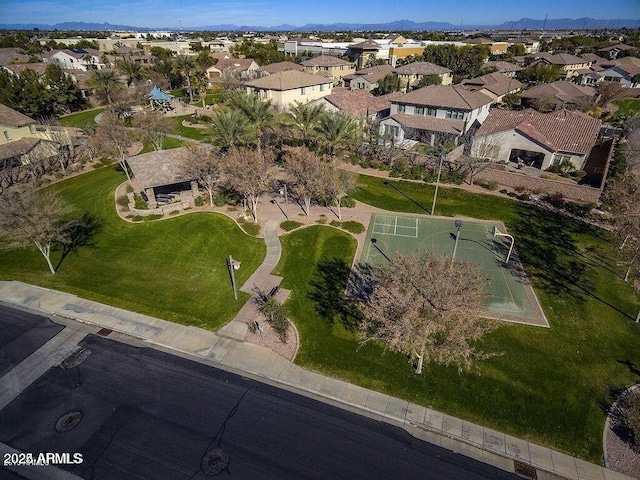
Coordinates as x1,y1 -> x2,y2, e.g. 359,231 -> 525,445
394,216 -> 398,235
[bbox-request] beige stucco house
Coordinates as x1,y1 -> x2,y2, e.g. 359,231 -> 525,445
301,55 -> 355,85
245,70 -> 332,109
471,108 -> 601,171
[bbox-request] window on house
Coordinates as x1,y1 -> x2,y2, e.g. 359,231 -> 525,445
301,87 -> 306,95
29,125 -> 35,134
415,107 -> 425,115
553,154 -> 572,165
398,104 -> 406,113
3,131 -> 9,140
427,108 -> 437,116
320,84 -> 324,91
384,125 -> 399,137
446,110 -> 464,119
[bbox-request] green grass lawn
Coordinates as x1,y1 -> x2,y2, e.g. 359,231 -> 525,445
612,98 -> 640,118
58,107 -> 106,128
138,136 -> 184,154
0,167 -> 265,329
170,115 -> 206,141
272,174 -> 640,462
2,167 -> 639,462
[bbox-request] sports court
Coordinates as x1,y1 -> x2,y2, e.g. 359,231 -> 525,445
361,213 -> 548,326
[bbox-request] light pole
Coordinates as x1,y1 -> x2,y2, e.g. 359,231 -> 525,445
431,151 -> 445,216
451,219 -> 463,267
227,255 -> 240,300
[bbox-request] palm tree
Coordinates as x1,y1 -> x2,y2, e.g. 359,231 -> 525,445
87,69 -> 124,105
288,101 -> 325,145
208,110 -> 253,151
173,55 -> 196,102
118,59 -> 145,86
228,92 -> 275,151
315,112 -> 357,157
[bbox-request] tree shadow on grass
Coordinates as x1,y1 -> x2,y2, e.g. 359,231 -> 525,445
54,213 -> 104,273
509,204 -> 634,320
307,258 -> 364,331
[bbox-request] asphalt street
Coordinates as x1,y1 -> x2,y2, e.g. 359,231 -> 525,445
0,304 -> 64,377
0,310 -> 520,480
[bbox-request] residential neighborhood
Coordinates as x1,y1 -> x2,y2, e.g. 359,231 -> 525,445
1,3 -> 640,480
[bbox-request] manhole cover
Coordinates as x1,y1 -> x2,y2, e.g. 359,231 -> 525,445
201,448 -> 230,476
55,411 -> 82,433
97,328 -> 112,337
60,348 -> 91,369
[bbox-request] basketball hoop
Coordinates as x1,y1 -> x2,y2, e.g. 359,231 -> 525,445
491,225 -> 515,263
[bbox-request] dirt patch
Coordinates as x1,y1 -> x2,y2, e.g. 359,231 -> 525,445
606,424 -> 640,478
243,317 -> 298,362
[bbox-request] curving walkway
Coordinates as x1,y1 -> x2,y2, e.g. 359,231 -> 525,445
217,220 -> 291,341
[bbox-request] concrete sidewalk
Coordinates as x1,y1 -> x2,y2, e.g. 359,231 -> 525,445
0,280 -> 631,480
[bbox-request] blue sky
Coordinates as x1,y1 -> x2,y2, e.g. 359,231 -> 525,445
1,0 -> 638,27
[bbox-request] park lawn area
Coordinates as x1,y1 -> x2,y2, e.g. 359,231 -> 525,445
0,167 -> 265,330
58,107 -> 106,128
171,115 -> 206,141
612,98 -> 640,118
138,136 -> 184,154
274,174 -> 640,462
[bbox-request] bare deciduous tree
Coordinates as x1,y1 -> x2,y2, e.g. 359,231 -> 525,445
324,166 -> 356,220
358,251 -> 496,374
180,143 -> 222,206
133,110 -> 174,152
93,111 -> 135,181
222,147 -> 275,222
0,189 -> 73,274
282,146 -> 326,216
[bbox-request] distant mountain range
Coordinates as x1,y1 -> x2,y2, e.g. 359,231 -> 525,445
0,17 -> 639,32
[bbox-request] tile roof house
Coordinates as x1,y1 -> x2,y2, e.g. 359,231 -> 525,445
520,81 -> 597,110
379,85 -> 493,146
528,53 -> 592,79
205,57 -> 260,85
392,61 -> 453,90
341,64 -> 393,91
301,55 -> 355,85
485,60 -> 524,78
312,88 -> 399,119
472,108 -> 601,171
598,43 -> 637,59
45,49 -> 105,71
245,70 -> 332,109
599,57 -> 640,88
3,62 -> 49,76
461,72 -> 523,102
0,103 -> 69,166
257,61 -> 304,75
0,47 -> 29,66
347,39 -> 383,68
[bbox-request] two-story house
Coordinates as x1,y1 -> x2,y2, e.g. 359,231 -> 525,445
471,108 -> 601,171
0,103 -> 70,168
205,57 -> 260,86
341,64 -> 394,91
301,55 -> 355,86
379,85 -> 493,146
45,49 -> 105,71
392,62 -> 453,91
245,70 -> 332,109
461,72 -> 523,103
528,53 -> 592,80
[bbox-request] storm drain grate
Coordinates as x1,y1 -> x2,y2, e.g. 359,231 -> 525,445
514,460 -> 538,479
201,448 -> 230,476
55,411 -> 83,433
60,348 -> 91,369
97,328 -> 113,337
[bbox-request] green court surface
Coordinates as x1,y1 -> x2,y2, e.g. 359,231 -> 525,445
361,213 -> 548,326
